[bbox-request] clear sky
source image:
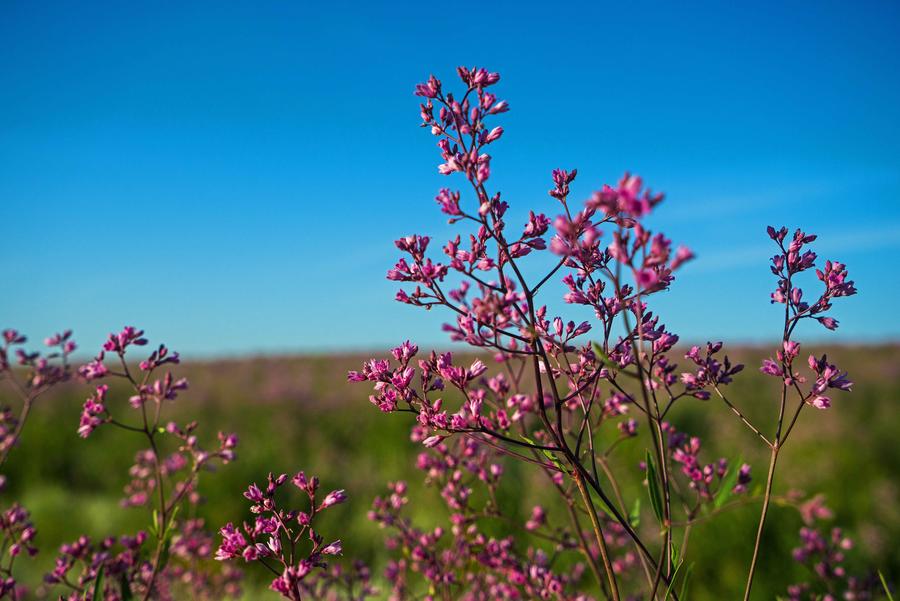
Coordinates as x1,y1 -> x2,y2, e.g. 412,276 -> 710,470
2,1 -> 898,356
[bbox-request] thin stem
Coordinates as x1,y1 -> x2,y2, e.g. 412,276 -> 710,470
0,397 -> 33,467
744,444 -> 779,601
621,297 -> 673,583
0,367 -> 50,467
563,496 -> 610,598
713,385 -> 773,448
142,426 -> 168,601
109,418 -> 145,433
573,470 -> 621,601
531,257 -> 567,295
429,159 -> 676,596
744,250 -> 793,601
596,455 -> 657,591
781,381 -> 811,444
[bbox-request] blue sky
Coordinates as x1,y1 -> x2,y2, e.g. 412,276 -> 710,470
1,0 -> 898,356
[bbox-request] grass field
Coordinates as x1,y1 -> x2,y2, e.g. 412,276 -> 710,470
2,345 -> 898,599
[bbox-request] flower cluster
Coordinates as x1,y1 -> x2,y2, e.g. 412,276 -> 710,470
0,504 -> 37,562
349,66 -> 867,600
42,326 -> 241,600
664,422 -> 752,502
44,532 -> 150,600
1,328 -> 75,389
369,430 -> 597,600
119,428 -> 237,509
784,496 -> 879,600
0,325 -> 249,599
293,561 -> 374,601
167,519 -> 243,599
215,471 -> 365,600
759,340 -> 854,411
679,342 -> 744,398
767,227 -> 857,331
0,503 -> 37,599
0,328 -> 78,596
0,66 -> 879,601
1,328 -> 77,460
0,409 -> 20,464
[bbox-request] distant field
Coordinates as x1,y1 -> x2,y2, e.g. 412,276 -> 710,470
3,345 -> 898,599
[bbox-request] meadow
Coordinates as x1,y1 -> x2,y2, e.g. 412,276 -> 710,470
3,344 -> 897,599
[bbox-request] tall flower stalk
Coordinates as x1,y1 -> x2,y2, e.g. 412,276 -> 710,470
70,327 -> 239,599
742,229 -> 857,599
0,329 -> 76,467
0,67 -> 877,601
0,329 -> 76,597
214,471 -> 374,600
349,66 -> 862,599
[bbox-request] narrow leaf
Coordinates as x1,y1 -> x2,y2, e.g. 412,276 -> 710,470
149,509 -> 159,537
679,563 -> 694,601
520,435 -> 563,470
164,505 -> 181,539
663,559 -> 684,600
629,497 -> 641,528
90,565 -> 105,601
120,572 -> 133,600
157,539 -> 172,572
592,342 -> 616,369
583,477 -> 626,523
645,451 -> 664,525
714,458 -> 742,509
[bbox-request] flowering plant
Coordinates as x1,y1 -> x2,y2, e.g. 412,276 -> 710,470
55,327 -> 243,600
215,470 -> 374,600
1,327 -> 239,600
0,329 -> 76,598
0,67 -> 889,601
348,66 -> 877,600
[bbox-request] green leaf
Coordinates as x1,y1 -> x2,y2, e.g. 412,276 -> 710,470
581,477 -> 627,524
713,459 -> 743,509
163,506 -> 181,539
89,565 -> 105,601
157,539 -> 172,572
663,559 -> 684,600
679,563 -> 694,601
880,570 -> 895,601
520,435 -> 563,470
629,498 -> 641,528
592,342 -> 616,369
149,509 -> 159,537
645,451 -> 665,526
120,572 -> 133,600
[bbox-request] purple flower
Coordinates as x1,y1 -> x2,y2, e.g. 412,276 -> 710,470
320,489 -> 347,510
732,464 -> 752,494
77,385 -> 108,438
760,358 -> 782,377
618,418 -> 638,437
414,74 -> 441,98
216,469 -> 357,599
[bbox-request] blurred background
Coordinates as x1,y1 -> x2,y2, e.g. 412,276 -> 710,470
1,0 -> 898,598
4,349 -> 899,599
